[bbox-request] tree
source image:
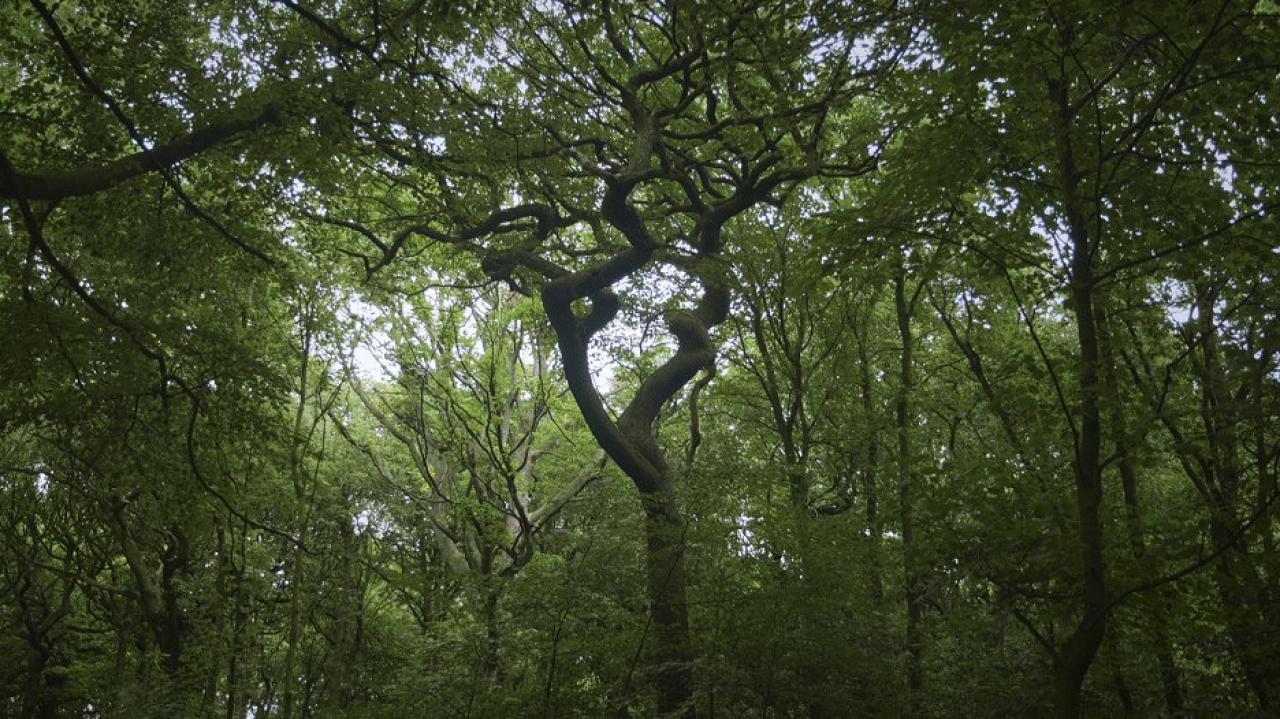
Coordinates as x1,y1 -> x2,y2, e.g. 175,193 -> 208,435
345,286 -> 603,678
3,0 -> 1278,716
306,3 -> 897,712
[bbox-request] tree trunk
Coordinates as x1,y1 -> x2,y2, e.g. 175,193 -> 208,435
894,261 -> 924,706
1050,70 -> 1109,718
283,305 -> 319,719
526,153 -> 746,718
482,578 -> 503,682
642,486 -> 695,718
226,522 -> 250,719
20,647 -> 53,719
280,557 -> 304,719
1052,654 -> 1089,719
855,308 -> 884,606
159,529 -> 189,678
112,503 -> 187,678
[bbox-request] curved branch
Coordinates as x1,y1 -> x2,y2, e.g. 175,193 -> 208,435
0,103 -> 283,201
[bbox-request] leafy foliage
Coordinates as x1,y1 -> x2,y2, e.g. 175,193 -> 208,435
2,1 -> 1278,718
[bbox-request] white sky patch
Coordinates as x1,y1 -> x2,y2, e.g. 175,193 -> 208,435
343,296 -> 394,380
1212,150 -> 1236,195
206,16 -> 263,90
732,514 -> 764,558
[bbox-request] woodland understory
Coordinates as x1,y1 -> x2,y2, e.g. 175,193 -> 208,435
1,1 -> 1278,717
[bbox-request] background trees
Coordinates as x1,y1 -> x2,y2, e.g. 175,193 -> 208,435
2,0 -> 1277,717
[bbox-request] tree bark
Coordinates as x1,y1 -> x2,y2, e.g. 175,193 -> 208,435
20,646 -> 54,719
0,101 -> 283,201
527,174 -> 740,718
111,502 -> 187,678
642,487 -> 695,718
1050,70 -> 1109,718
855,304 -> 884,606
894,259 -> 924,706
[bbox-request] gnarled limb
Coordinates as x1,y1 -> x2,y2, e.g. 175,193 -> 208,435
0,103 -> 282,202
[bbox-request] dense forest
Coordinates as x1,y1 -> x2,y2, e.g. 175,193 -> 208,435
1,1 -> 1277,717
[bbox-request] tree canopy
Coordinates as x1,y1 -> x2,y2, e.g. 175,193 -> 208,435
2,1 -> 1278,717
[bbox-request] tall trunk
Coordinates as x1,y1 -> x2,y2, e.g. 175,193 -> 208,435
535,184 -> 735,718
158,529 -> 189,678
545,283 -> 704,717
786,447 -> 814,574
855,305 -> 884,606
1253,336 -> 1276,583
642,486 -> 695,718
20,647 -> 51,719
280,561 -> 304,719
204,524 -> 228,714
894,261 -> 923,704
1050,70 -> 1109,718
482,578 -> 503,681
330,514 -> 366,711
112,502 -> 186,677
283,303 -> 318,719
225,520 -> 250,719
226,583 -> 246,718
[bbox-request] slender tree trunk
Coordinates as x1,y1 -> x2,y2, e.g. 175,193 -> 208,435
204,525 -> 228,715
894,261 -> 924,706
225,606 -> 245,719
856,310 -> 884,606
283,302 -> 319,719
1254,339 -> 1276,582
1050,70 -> 1109,718
280,560 -> 304,719
226,522 -> 249,719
